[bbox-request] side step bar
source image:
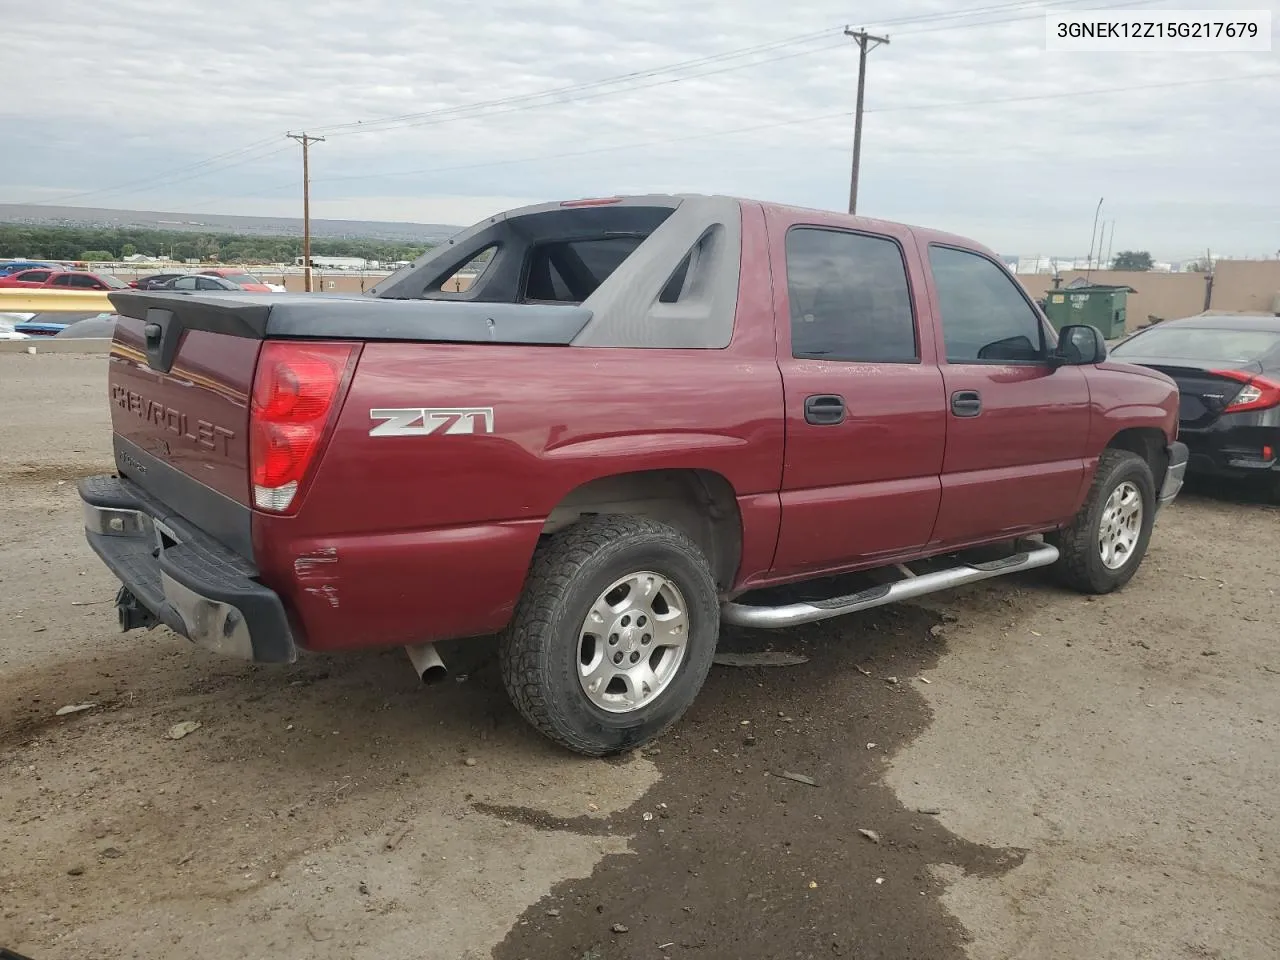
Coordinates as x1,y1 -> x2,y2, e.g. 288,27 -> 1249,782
720,544 -> 1060,629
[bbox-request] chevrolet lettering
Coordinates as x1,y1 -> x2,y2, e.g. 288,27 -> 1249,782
111,385 -> 236,456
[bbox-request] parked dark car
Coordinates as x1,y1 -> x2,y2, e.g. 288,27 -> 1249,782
1110,314 -> 1280,500
130,273 -> 186,290
161,274 -> 245,291
200,268 -> 273,292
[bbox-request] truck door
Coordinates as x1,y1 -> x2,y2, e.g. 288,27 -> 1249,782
771,216 -> 947,578
920,242 -> 1091,547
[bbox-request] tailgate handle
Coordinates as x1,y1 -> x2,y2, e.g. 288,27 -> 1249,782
142,308 -> 183,373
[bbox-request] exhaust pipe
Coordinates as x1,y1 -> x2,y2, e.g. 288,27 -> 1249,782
405,642 -> 448,685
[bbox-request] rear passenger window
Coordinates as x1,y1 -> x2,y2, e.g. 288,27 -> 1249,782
928,246 -> 1045,363
785,228 -> 917,362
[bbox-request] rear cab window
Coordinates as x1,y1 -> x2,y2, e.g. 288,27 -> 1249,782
928,245 -> 1046,363
385,202 -> 677,306
372,196 -> 743,349
785,227 -> 918,363
523,236 -> 646,304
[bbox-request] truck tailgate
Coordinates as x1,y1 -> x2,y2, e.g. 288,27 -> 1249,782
106,299 -> 263,557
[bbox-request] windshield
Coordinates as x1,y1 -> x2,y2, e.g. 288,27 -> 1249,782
1112,326 -> 1280,364
223,273 -> 261,286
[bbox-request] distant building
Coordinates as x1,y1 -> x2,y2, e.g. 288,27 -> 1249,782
295,255 -> 370,270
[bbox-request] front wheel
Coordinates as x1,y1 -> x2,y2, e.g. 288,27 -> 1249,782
1051,449 -> 1156,594
499,515 -> 720,756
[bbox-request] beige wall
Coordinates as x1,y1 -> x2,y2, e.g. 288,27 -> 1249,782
1210,260 -> 1280,314
265,273 -> 385,294
264,272 -> 475,294
1018,262 -> 1280,333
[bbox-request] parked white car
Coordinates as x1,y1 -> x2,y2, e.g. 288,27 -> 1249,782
0,313 -> 32,339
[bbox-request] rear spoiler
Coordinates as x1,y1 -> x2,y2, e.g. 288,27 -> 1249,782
106,291 -> 592,345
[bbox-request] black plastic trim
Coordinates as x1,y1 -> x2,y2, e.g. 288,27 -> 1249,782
80,475 -> 296,664
108,290 -> 592,344
113,436 -> 254,561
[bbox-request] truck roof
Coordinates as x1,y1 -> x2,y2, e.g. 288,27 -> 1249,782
491,194 -> 999,262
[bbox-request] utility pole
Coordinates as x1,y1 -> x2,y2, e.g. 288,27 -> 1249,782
845,27 -> 890,215
287,132 -> 325,292
1103,221 -> 1115,270
1085,197 -> 1103,277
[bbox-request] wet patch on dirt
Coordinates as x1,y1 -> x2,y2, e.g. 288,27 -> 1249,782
0,461 -> 115,486
492,604 -> 1026,960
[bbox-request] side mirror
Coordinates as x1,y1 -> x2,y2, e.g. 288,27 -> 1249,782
1052,324 -> 1107,366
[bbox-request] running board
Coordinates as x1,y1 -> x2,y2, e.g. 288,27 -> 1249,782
720,544 -> 1060,629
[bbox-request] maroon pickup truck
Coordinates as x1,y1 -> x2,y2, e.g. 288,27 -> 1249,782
81,195 -> 1188,755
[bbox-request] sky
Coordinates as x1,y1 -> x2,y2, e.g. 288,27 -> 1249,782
1,0 -> 1277,259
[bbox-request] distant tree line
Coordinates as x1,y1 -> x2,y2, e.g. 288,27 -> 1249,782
0,225 -> 433,264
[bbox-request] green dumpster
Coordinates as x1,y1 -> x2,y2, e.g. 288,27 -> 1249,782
1042,282 -> 1133,339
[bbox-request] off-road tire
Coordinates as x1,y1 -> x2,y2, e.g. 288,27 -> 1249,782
1051,449 -> 1156,594
499,515 -> 720,756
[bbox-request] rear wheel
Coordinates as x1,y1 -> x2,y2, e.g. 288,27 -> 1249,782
499,515 -> 720,756
1051,449 -> 1156,594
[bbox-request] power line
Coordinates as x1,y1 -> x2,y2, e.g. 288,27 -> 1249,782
295,70 -> 1276,195
13,137 -> 287,207
14,0 -> 1167,207
310,0 -> 1153,141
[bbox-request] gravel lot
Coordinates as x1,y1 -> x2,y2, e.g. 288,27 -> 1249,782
1,353 -> 1277,960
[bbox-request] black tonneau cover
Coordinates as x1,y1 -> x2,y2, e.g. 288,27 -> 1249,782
106,290 -> 593,344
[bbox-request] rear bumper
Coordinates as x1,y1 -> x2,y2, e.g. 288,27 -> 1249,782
1159,441 -> 1189,509
1179,416 -> 1280,481
79,475 -> 296,663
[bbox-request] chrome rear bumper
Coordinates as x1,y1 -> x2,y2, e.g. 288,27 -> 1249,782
79,475 -> 295,663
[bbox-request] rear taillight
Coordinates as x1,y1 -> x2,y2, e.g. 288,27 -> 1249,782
1214,369 -> 1280,413
250,341 -> 357,513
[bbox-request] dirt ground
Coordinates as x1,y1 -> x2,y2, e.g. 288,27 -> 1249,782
1,353 -> 1277,960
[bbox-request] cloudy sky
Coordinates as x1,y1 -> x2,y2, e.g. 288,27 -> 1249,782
1,0 -> 1277,257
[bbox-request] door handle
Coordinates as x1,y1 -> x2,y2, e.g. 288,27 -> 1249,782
804,394 -> 846,425
951,390 -> 982,417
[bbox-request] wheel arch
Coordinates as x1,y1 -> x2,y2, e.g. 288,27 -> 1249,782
542,468 -> 742,590
1105,426 -> 1168,490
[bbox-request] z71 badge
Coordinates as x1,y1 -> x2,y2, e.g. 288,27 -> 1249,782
368,407 -> 495,437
